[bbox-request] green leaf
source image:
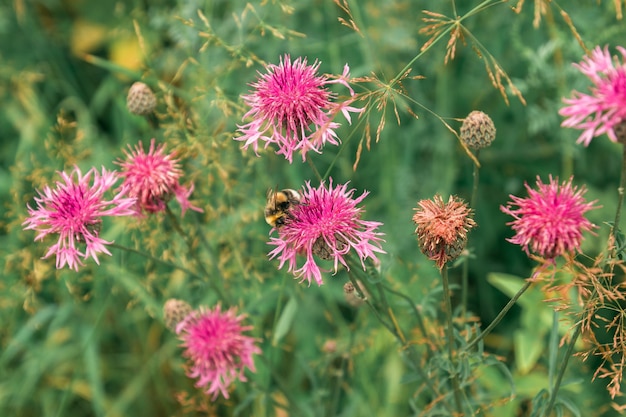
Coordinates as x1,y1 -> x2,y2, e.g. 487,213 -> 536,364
272,297 -> 298,346
487,273 -> 542,308
514,328 -> 544,374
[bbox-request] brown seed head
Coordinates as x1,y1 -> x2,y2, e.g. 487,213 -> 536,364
412,195 -> 476,269
460,110 -> 496,149
127,82 -> 157,116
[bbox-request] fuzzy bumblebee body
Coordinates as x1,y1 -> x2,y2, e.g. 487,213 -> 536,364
264,188 -> 302,228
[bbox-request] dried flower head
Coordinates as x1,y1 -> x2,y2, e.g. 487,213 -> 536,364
412,195 -> 476,269
460,110 -> 496,149
163,298 -> 193,332
500,176 -> 599,259
268,179 -> 385,286
127,82 -> 157,115
22,166 -> 136,271
560,46 -> 626,145
235,54 -> 362,163
176,304 -> 260,400
116,139 -> 203,217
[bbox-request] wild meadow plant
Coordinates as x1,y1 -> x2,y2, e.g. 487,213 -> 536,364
6,1 -> 626,416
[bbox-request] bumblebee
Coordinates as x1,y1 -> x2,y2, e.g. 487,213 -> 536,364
264,188 -> 302,228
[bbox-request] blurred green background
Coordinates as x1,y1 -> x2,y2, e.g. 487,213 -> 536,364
2,0 -> 626,416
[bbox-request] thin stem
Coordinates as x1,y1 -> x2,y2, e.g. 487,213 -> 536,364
382,284 -> 435,357
542,322 -> 582,417
344,262 -> 454,415
165,206 -> 230,303
441,265 -> 464,415
611,146 -> 626,247
462,149 -> 481,318
466,280 -> 532,351
109,242 -> 203,281
257,355 -> 313,417
307,158 -> 323,182
543,147 -> 626,415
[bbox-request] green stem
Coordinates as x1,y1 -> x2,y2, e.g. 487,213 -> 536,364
165,206 -> 230,304
544,146 -> 626,415
257,355 -> 313,417
382,284 -> 435,357
542,322 -> 582,417
462,150 -> 481,318
109,242 -> 203,281
344,262 -> 454,415
611,146 -> 626,249
441,265 -> 464,415
466,280 -> 532,351
307,158 -> 323,182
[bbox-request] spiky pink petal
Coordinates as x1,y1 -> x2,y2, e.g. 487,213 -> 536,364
268,179 -> 385,286
176,305 -> 260,400
501,176 -> 599,259
23,166 -> 136,270
116,139 -> 202,216
560,46 -> 626,145
235,55 -> 362,163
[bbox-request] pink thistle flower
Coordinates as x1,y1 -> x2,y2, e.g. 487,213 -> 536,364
560,46 -> 626,145
22,166 -> 136,271
500,176 -> 599,259
268,179 -> 385,286
116,139 -> 203,216
412,195 -> 476,269
176,304 -> 261,400
235,54 -> 362,163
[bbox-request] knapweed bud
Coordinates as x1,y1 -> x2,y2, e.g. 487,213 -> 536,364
322,339 -> 338,354
343,281 -> 369,307
127,82 -> 157,115
460,110 -> 496,149
163,298 -> 192,331
412,195 -> 476,269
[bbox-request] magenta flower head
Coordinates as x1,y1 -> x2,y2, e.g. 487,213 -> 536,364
560,46 -> 626,145
500,176 -> 599,259
116,139 -> 203,216
268,179 -> 385,286
176,304 -> 261,400
22,166 -> 136,271
235,54 -> 362,163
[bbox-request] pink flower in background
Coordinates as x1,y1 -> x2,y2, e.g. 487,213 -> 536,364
22,167 -> 136,271
560,46 -> 626,145
176,305 -> 260,400
268,179 -> 385,286
235,54 -> 362,163
116,139 -> 202,216
501,176 -> 598,259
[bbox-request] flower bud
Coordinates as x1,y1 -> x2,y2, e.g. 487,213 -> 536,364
343,280 -> 369,307
127,82 -> 157,116
460,110 -> 496,149
163,298 -> 192,331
